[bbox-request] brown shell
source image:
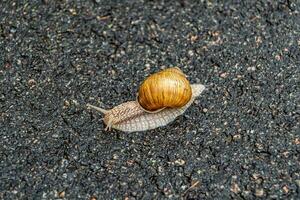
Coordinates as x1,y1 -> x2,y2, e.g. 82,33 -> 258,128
137,67 -> 192,112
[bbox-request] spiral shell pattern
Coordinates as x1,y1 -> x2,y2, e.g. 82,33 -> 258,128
138,67 -> 192,112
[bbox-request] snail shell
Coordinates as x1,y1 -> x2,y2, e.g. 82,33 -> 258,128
138,67 -> 192,112
87,68 -> 206,132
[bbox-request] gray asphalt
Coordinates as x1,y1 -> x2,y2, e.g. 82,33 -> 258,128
0,0 -> 300,199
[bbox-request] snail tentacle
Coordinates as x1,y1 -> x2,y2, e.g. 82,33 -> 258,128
104,118 -> 113,131
87,104 -> 108,114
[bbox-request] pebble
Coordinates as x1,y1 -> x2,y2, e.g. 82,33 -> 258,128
255,189 -> 264,197
220,72 -> 228,78
174,159 -> 185,166
58,191 -> 65,198
230,183 -> 240,193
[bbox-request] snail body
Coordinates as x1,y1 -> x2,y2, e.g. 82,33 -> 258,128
87,68 -> 205,132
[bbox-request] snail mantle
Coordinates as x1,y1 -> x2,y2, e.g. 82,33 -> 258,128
87,67 -> 206,132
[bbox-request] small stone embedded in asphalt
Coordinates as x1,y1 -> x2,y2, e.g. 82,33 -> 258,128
0,0 -> 299,199
255,188 -> 265,197
58,191 -> 65,198
174,159 -> 186,166
219,72 -> 229,78
230,183 -> 241,194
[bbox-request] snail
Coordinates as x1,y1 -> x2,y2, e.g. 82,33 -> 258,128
87,67 -> 206,132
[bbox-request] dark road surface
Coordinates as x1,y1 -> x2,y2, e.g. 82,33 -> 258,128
1,1 -> 299,199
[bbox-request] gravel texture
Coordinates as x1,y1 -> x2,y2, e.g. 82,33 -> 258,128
1,0 -> 300,199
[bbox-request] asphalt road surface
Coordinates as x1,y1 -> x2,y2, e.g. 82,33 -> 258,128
1,0 -> 299,199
